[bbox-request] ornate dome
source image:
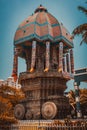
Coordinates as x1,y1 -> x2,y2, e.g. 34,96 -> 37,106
14,5 -> 73,47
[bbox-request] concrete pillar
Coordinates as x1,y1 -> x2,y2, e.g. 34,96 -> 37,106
58,42 -> 63,72
30,41 -> 36,72
44,41 -> 50,72
74,82 -> 82,118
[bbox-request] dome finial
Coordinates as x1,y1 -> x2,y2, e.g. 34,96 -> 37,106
34,5 -> 47,13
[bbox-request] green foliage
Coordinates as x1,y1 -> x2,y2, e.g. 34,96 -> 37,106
73,4 -> 87,45
78,6 -> 87,16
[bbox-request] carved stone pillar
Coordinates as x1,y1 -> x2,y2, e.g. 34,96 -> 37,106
70,49 -> 74,73
30,41 -> 36,72
63,57 -> 65,72
66,53 -> 69,72
58,42 -> 63,72
44,41 -> 50,72
63,54 -> 67,72
68,50 -> 71,73
12,47 -> 18,82
66,51 -> 71,73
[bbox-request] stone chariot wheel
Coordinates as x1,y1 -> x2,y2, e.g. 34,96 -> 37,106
41,102 -> 57,119
25,110 -> 32,120
14,104 -> 25,120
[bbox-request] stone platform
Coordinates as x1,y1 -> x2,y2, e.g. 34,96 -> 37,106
11,120 -> 87,130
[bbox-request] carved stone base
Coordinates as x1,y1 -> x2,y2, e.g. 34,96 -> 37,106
15,72 -> 71,120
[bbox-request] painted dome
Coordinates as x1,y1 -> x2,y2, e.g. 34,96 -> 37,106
14,5 -> 73,47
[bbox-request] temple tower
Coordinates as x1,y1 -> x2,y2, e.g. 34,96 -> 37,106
13,5 -> 74,120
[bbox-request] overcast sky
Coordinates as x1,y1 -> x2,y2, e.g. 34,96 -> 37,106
0,0 -> 87,91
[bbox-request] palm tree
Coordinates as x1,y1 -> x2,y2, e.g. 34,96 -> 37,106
73,5 -> 87,45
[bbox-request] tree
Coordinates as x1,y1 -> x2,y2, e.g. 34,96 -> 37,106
73,5 -> 87,45
0,85 -> 25,128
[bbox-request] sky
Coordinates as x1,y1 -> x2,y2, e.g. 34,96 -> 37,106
0,0 -> 87,91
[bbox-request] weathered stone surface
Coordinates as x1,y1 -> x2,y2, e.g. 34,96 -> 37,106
14,104 -> 25,120
42,102 -> 57,119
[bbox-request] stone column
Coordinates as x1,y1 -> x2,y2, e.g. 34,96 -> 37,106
68,50 -> 71,73
74,82 -> 82,118
30,40 -> 36,72
58,42 -> 63,72
12,47 -> 18,82
63,57 -> 65,72
66,53 -> 69,72
66,51 -> 71,73
70,49 -> 74,73
44,41 -> 50,72
63,54 -> 67,72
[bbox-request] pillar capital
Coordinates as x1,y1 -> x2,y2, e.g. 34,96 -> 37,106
59,42 -> 63,48
46,41 -> 50,44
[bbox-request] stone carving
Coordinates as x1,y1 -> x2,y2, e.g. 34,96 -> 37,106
42,102 -> 57,119
14,104 -> 25,120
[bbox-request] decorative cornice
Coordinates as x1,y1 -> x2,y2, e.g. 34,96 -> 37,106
14,33 -> 73,47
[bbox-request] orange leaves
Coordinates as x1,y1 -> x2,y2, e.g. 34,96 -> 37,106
0,84 -> 25,123
67,89 -> 87,109
0,85 -> 25,104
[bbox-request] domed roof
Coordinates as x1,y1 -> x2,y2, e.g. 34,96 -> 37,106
14,5 -> 73,47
